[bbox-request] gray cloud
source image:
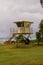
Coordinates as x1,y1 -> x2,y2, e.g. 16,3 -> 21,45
0,0 -> 43,39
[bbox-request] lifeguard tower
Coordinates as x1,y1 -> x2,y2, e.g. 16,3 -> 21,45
8,20 -> 33,44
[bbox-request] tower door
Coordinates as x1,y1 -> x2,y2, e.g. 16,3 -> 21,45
18,27 -> 25,33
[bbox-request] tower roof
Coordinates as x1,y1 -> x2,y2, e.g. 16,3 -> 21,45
13,20 -> 33,24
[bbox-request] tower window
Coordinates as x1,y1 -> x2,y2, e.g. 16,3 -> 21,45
16,22 -> 24,27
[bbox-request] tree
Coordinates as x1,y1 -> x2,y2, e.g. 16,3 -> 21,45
40,0 -> 43,8
36,20 -> 43,44
36,32 -> 41,45
15,34 -> 24,47
39,20 -> 43,42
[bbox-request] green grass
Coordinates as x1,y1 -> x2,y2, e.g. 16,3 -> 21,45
0,44 -> 43,65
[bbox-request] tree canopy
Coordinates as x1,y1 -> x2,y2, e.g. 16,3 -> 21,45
36,20 -> 43,44
39,20 -> 43,33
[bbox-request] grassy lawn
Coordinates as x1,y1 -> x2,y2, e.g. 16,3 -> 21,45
0,44 -> 43,65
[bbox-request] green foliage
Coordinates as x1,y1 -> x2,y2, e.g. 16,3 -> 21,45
39,20 -> 43,42
36,32 -> 41,40
39,20 -> 43,33
36,20 -> 43,44
16,34 -> 30,45
15,34 -> 23,42
30,39 -> 37,43
36,32 -> 41,45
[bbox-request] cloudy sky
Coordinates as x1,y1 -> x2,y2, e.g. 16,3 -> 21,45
0,0 -> 43,39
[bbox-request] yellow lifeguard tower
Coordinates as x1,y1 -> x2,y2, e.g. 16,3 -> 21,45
13,20 -> 33,34
8,20 -> 33,44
